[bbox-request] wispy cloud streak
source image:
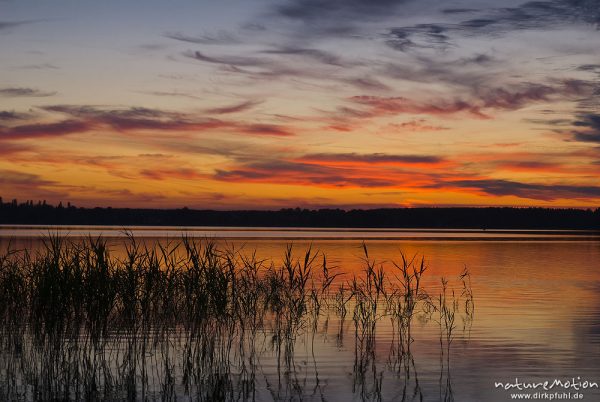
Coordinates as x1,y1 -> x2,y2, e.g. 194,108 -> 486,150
0,87 -> 56,97
165,31 -> 241,45
0,105 -> 295,140
206,100 -> 262,114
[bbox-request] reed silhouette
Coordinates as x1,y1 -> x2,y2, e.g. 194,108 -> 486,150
0,235 -> 474,401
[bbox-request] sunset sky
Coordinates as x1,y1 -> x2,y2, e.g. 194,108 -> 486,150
1,0 -> 599,209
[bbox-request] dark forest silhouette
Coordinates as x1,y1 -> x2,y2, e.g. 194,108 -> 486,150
0,198 -> 598,229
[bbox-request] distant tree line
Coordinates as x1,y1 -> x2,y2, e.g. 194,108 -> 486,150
0,198 -> 599,229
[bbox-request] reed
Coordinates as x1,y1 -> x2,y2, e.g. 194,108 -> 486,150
0,235 -> 474,401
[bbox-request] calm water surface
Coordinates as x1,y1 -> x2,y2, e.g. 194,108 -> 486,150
1,226 -> 599,401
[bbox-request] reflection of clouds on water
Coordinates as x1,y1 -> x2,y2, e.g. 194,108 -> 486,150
0,235 -> 599,401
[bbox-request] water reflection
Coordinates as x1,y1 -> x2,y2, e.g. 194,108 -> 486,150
1,233 -> 599,401
2,317 -> 473,401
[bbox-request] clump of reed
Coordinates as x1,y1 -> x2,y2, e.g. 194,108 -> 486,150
0,235 -> 474,401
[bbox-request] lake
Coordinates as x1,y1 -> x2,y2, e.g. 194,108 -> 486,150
0,226 -> 599,401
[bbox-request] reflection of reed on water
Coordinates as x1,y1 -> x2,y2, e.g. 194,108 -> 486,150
0,235 -> 474,401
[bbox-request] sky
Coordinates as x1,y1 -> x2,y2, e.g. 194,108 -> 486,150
1,0 -> 599,209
